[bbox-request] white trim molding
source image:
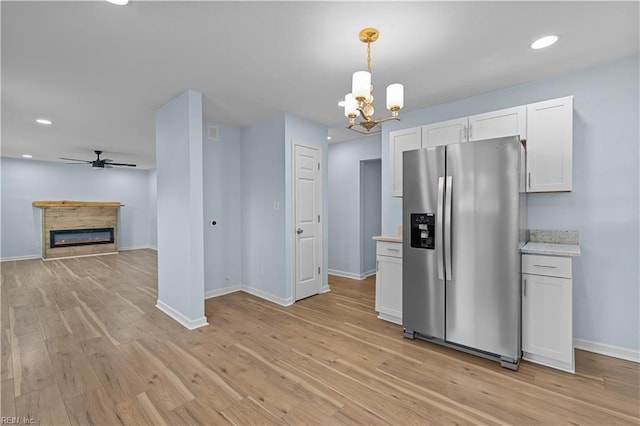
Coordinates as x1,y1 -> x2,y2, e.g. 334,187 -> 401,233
155,300 -> 209,330
328,270 -> 374,280
42,251 -> 119,261
204,284 -> 293,307
205,285 -> 241,299
0,254 -> 41,262
119,245 -> 156,251
574,338 -> 640,363
241,285 -> 293,307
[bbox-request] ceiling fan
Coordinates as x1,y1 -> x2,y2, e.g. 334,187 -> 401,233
60,150 -> 136,168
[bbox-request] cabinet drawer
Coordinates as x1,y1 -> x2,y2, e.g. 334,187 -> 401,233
522,254 -> 571,278
376,242 -> 403,258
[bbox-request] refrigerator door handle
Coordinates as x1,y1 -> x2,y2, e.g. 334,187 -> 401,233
444,175 -> 453,282
436,176 -> 445,281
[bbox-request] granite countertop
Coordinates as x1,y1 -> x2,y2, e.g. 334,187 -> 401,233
521,242 -> 581,257
522,229 -> 581,257
373,235 -> 403,243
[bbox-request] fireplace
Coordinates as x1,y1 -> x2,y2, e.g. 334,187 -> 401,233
50,228 -> 115,248
33,200 -> 123,259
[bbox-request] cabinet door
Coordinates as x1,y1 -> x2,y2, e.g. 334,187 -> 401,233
376,255 -> 402,322
468,105 -> 527,141
421,117 -> 468,147
526,96 -> 573,192
522,273 -> 572,364
390,127 -> 422,197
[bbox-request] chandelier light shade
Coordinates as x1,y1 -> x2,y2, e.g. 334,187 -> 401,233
352,71 -> 372,101
344,27 -> 404,132
344,93 -> 359,118
386,83 -> 404,114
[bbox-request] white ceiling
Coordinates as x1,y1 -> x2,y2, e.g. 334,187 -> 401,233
2,1 -> 638,169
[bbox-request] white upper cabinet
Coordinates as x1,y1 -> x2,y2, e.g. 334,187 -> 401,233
389,96 -> 573,197
390,127 -> 422,197
468,105 -> 527,142
421,117 -> 468,147
526,96 -> 574,192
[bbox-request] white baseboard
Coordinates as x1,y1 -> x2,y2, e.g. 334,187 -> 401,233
363,269 -> 377,278
42,251 -> 119,261
204,284 -> 293,307
328,269 -> 373,280
0,254 -> 41,262
377,312 -> 402,325
321,286 -> 331,294
120,245 -> 156,251
241,285 -> 293,307
205,285 -> 241,299
155,300 -> 209,330
574,338 -> 640,363
523,351 -> 575,374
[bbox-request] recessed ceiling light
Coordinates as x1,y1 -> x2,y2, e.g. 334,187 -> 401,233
22,154 -> 33,158
105,0 -> 130,5
531,35 -> 558,50
327,136 -> 332,141
36,118 -> 52,125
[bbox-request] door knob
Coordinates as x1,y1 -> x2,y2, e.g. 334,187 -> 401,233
296,228 -> 303,234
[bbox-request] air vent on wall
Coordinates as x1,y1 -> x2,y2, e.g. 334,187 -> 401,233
208,125 -> 219,141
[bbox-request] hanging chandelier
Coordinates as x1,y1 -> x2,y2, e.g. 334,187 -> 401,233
344,28 -> 404,132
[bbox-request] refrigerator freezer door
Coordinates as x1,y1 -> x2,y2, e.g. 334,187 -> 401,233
403,146 -> 446,339
445,137 -> 522,360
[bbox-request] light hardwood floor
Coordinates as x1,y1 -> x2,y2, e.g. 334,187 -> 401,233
1,249 -> 638,425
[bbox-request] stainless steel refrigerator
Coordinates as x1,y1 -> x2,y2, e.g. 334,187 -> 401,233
402,136 -> 527,369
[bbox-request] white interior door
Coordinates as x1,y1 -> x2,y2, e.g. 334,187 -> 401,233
294,142 -> 322,301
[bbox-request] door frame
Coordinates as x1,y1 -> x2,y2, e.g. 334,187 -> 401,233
359,158 -> 382,278
291,140 -> 324,302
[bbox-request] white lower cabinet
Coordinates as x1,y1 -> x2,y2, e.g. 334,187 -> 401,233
522,254 -> 574,373
375,241 -> 402,324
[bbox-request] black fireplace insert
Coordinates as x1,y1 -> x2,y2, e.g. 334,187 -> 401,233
50,228 -> 114,248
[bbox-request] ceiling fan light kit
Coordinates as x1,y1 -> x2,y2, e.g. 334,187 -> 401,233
344,28 -> 404,133
60,150 -> 137,168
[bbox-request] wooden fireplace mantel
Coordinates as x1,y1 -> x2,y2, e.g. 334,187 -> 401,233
33,200 -> 123,259
33,200 -> 124,208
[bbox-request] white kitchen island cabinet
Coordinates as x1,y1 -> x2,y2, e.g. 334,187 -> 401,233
374,239 -> 403,324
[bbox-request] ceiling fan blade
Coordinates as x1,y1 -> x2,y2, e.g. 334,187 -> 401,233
106,162 -> 137,167
60,157 -> 91,163
64,162 -> 90,165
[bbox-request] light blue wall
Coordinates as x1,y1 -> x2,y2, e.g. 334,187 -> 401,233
155,90 -> 205,324
147,169 -> 157,249
284,113 -> 329,295
239,113 -> 328,302
240,114 -> 287,300
381,55 -> 639,351
203,121 -> 242,295
361,159 -> 381,275
0,157 -> 153,259
328,135 -> 382,278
